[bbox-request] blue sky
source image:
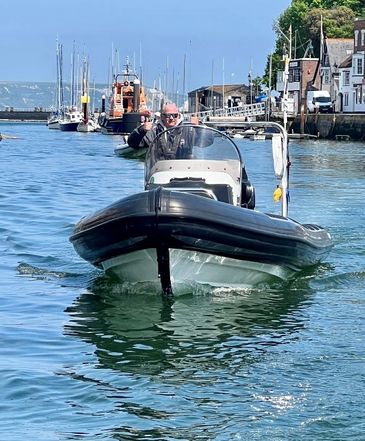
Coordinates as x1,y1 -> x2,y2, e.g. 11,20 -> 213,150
0,0 -> 291,91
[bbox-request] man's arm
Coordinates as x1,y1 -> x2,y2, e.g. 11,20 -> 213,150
127,125 -> 148,149
127,120 -> 154,150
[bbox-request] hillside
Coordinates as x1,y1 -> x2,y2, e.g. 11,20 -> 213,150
0,81 -> 109,111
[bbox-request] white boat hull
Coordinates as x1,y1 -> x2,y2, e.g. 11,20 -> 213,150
77,120 -> 99,132
48,119 -> 60,129
101,248 -> 295,289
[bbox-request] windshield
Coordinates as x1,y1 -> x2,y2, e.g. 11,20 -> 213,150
315,96 -> 331,103
145,124 -> 242,174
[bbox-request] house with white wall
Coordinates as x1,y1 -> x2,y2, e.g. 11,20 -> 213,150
338,18 -> 365,112
321,38 -> 353,109
276,39 -> 352,114
338,55 -> 353,112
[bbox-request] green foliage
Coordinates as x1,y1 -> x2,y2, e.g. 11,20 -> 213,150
262,0 -> 365,88
304,7 -> 355,53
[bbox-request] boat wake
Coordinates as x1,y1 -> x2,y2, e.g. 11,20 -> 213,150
86,268 -> 319,298
17,262 -> 70,278
310,269 -> 365,290
16,262 -> 94,287
88,273 -> 259,297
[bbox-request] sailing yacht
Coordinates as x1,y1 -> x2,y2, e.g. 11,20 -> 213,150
59,43 -> 83,132
77,57 -> 99,132
48,41 -> 64,130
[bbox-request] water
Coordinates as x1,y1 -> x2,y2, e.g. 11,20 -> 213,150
1,122 -> 364,440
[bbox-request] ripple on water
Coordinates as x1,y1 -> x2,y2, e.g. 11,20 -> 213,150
1,126 -> 365,440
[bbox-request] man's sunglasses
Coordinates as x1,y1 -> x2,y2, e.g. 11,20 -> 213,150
162,113 -> 179,118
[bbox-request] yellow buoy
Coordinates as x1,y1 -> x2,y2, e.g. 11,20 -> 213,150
273,186 -> 282,202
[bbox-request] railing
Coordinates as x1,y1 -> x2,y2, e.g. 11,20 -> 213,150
184,102 -> 266,121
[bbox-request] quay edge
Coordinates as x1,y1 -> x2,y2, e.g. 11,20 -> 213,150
288,113 -> 365,141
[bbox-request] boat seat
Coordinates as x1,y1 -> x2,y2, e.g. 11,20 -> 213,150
146,178 -> 234,204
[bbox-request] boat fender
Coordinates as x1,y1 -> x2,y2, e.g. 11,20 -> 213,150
98,113 -> 106,127
241,181 -> 255,209
273,185 -> 282,202
272,134 -> 284,178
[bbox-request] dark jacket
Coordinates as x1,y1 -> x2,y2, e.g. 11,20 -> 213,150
127,120 -> 180,150
128,120 -> 214,161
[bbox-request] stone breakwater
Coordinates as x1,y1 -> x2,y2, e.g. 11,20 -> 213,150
0,109 -> 50,121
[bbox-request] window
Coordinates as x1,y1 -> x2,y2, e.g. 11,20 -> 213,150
293,67 -> 300,82
344,92 -> 349,107
343,71 -> 350,86
357,58 -> 363,75
362,30 -> 365,46
288,66 -> 300,83
356,85 -> 362,104
322,69 -> 330,84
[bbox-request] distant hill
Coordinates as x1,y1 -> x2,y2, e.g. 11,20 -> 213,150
0,81 -> 109,112
0,81 -> 184,112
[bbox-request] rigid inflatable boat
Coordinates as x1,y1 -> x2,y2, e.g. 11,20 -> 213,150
70,123 -> 332,293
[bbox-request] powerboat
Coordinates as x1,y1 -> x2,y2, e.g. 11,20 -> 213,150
70,123 -> 333,294
114,138 -> 146,159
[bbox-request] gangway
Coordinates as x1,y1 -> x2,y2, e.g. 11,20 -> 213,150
184,102 -> 266,121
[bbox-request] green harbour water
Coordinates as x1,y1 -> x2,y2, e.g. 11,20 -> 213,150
0,122 -> 364,440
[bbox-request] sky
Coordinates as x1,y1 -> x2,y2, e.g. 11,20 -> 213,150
0,0 -> 291,92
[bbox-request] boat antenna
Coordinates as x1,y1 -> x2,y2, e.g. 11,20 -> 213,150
139,41 -> 143,81
281,47 -> 290,217
182,53 -> 186,113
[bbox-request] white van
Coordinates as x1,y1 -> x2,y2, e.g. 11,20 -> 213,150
307,90 -> 333,113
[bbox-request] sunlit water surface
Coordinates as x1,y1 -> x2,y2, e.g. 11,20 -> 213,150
0,123 -> 364,440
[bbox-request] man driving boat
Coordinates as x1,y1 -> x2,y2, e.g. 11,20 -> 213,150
127,103 -> 199,154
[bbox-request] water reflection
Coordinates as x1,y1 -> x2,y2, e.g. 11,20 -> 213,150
65,275 -> 315,377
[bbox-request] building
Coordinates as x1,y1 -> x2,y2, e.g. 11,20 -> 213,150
321,38 -> 354,110
338,18 -> 365,112
338,55 -> 353,112
276,38 -> 353,114
187,84 -> 249,114
276,58 -> 320,114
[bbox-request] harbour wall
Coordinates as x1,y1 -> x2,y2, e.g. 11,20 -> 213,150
288,113 -> 365,141
0,109 -> 50,121
1,107 -> 364,141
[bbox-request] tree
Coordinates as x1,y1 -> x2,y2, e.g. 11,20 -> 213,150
262,0 -> 365,88
304,6 -> 355,54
